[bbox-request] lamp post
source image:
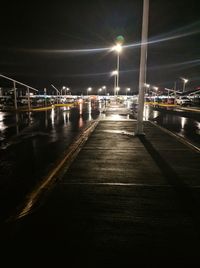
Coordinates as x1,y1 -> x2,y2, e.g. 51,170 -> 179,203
112,44 -> 123,96
51,84 -> 60,104
111,70 -> 118,96
98,88 -> 102,95
116,87 -> 120,96
44,87 -> 47,107
61,86 -> 66,96
66,87 -> 70,95
182,78 -> 188,92
153,86 -> 158,102
144,83 -> 150,94
135,0 -> 149,135
126,87 -> 131,96
102,86 -> 106,95
87,87 -> 92,96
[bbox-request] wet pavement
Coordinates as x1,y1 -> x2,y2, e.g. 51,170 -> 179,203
145,105 -> 200,149
2,102 -> 200,267
0,102 -> 101,222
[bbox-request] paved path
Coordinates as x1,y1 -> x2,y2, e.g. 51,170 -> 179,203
2,103 -> 200,267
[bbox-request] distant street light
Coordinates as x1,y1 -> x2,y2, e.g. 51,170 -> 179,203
111,70 -> 118,95
98,88 -> 102,95
126,87 -> 131,96
61,86 -> 66,96
51,84 -> 60,104
44,88 -> 47,106
181,78 -> 188,92
112,41 -> 123,97
87,87 -> 92,95
144,83 -> 150,97
66,87 -> 70,95
116,87 -> 120,96
153,86 -> 158,102
102,86 -> 107,95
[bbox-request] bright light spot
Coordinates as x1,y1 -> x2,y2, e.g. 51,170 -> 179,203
79,117 -> 84,128
112,44 -> 122,53
0,112 -> 7,131
51,108 -> 55,127
111,70 -> 118,76
79,103 -> 83,115
63,111 -> 67,126
183,78 -> 188,83
181,117 -> 187,129
110,114 -> 122,120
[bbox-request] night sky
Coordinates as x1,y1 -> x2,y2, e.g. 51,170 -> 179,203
1,0 -> 200,94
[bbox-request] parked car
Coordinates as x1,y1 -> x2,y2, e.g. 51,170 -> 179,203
176,96 -> 192,106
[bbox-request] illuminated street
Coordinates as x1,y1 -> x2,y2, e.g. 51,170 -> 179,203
1,102 -> 200,267
1,0 -> 200,266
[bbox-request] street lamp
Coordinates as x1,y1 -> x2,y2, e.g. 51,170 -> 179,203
51,84 -> 60,104
111,70 -> 118,96
144,83 -> 150,94
181,78 -> 188,92
98,88 -> 102,95
116,87 -> 120,96
87,87 -> 92,95
112,43 -> 123,96
126,87 -> 131,96
153,86 -> 158,102
66,87 -> 70,95
102,86 -> 106,95
44,87 -> 47,106
61,86 -> 66,96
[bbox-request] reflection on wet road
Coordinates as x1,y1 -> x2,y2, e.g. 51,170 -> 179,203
0,101 -> 101,221
144,105 -> 200,149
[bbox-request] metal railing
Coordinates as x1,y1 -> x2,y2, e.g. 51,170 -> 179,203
0,74 -> 39,110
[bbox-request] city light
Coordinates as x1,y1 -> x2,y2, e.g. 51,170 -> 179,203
111,70 -> 118,76
112,44 -> 123,53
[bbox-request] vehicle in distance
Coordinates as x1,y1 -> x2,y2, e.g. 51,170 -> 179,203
176,96 -> 192,106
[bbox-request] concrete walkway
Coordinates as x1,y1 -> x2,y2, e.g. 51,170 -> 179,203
2,103 -> 200,267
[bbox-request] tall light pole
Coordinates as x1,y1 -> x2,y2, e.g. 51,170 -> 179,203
87,87 -> 92,96
98,88 -> 102,95
111,70 -> 118,96
61,86 -> 66,96
135,0 -> 149,135
144,83 -> 150,95
126,87 -> 131,96
51,84 -> 60,104
112,44 -> 123,97
102,86 -> 106,95
182,78 -> 188,92
153,86 -> 158,102
44,87 -> 47,107
116,87 -> 120,96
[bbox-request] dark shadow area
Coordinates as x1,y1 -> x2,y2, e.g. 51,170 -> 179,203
139,134 -> 200,238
